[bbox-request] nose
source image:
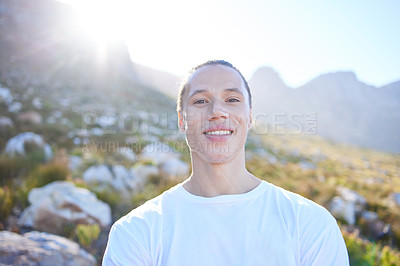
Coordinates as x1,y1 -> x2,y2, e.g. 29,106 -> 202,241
208,101 -> 228,121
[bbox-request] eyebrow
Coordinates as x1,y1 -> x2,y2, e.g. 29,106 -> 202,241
188,88 -> 244,99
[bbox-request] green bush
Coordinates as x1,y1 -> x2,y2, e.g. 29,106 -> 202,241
0,156 -> 22,186
75,224 -> 101,248
0,186 -> 13,219
343,231 -> 400,265
26,162 -> 69,189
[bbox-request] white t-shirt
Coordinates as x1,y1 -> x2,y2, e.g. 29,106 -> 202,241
103,180 -> 349,266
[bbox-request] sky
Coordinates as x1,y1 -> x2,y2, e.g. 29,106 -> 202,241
61,0 -> 400,88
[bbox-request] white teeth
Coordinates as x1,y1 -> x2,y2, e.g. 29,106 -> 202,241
205,130 -> 232,135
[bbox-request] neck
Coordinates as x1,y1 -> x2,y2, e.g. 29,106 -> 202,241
182,151 -> 261,197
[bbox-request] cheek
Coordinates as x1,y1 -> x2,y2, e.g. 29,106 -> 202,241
184,111 -> 204,134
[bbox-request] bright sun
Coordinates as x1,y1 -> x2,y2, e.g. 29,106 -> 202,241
70,0 -> 131,45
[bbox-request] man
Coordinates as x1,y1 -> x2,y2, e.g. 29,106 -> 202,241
103,60 -> 349,265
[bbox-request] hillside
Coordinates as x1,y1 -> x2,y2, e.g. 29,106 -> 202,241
0,0 -> 399,265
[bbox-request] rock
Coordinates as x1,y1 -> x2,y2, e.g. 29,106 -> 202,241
165,133 -> 185,142
18,181 -> 111,234
0,116 -> 14,128
83,164 -> 140,195
391,192 -> 400,207
90,127 -> 104,136
83,165 -> 113,185
98,115 -> 117,128
17,111 -> 43,124
47,110 -> 63,124
337,186 -> 367,213
266,154 -> 278,164
0,231 -> 96,265
125,136 -> 139,144
116,147 -> 136,162
130,164 -> 159,184
111,165 -> 136,191
5,132 -> 52,160
68,155 -> 83,172
0,86 -> 13,105
360,218 -> 391,242
364,177 -> 384,185
140,142 -> 178,165
160,158 -> 189,180
73,137 -> 81,145
32,97 -> 43,109
329,187 -> 367,225
142,135 -> 159,143
8,102 -> 22,113
329,196 -> 356,225
299,161 -> 317,170
361,210 -> 379,222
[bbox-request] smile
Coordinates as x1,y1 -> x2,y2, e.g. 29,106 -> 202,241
204,130 -> 233,136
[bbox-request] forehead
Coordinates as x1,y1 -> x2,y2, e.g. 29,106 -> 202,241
187,65 -> 244,92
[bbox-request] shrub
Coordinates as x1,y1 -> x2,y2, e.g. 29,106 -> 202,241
75,224 -> 101,248
0,156 -> 22,186
0,186 -> 13,220
343,230 -> 400,265
26,162 -> 69,189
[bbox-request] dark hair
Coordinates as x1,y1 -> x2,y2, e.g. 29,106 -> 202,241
176,60 -> 252,112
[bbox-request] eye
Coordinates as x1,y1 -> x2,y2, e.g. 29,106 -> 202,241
227,98 -> 240,103
193,99 -> 208,104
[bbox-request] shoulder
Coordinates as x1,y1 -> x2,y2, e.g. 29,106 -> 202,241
263,181 -> 332,219
262,181 -> 339,243
103,184 -> 182,265
263,182 -> 348,265
114,183 -> 181,231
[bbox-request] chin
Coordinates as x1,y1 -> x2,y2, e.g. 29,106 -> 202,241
195,150 -> 238,164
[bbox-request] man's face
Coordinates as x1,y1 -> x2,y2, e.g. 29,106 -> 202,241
178,65 -> 252,164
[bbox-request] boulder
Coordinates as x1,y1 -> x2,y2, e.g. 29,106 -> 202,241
390,192 -> 400,207
299,161 -> 317,170
160,158 -> 189,180
8,102 -> 22,113
361,210 -> 379,222
140,142 -> 178,165
18,181 -> 111,234
111,165 -> 136,191
130,164 -> 159,184
83,165 -> 113,185
4,132 -> 52,160
360,217 -> 391,242
337,186 -> 367,214
32,97 -> 43,109
90,127 -> 104,136
68,155 -> 83,172
0,116 -> 14,128
83,164 -> 140,195
0,231 -> 96,266
17,111 -> 43,124
329,196 -> 356,225
0,86 -> 13,105
116,147 -> 136,162
142,135 -> 159,143
328,187 -> 368,225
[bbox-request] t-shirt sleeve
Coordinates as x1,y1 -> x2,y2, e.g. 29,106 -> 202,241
102,222 -> 152,266
299,205 -> 349,266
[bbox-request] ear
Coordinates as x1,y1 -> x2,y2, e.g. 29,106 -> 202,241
178,111 -> 186,133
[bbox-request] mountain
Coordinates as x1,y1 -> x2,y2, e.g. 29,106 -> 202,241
132,63 -> 181,99
0,0 -> 175,113
249,68 -> 400,153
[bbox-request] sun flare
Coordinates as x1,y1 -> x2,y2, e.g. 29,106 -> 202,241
71,0 -> 131,45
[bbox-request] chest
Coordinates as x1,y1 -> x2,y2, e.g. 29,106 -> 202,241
155,203 -> 299,266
